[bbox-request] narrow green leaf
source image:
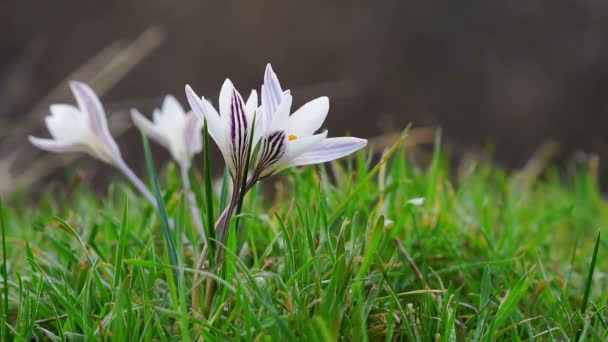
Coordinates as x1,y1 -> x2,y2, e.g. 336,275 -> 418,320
0,199 -> 9,341
113,195 -> 129,289
577,231 -> 601,341
203,118 -> 216,262
141,131 -> 179,287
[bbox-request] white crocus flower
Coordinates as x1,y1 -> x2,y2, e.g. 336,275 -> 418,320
130,95 -> 203,168
185,80 -> 259,265
131,95 -> 206,239
29,81 -> 156,205
185,80 -> 258,187
29,81 -> 122,165
249,64 -> 367,184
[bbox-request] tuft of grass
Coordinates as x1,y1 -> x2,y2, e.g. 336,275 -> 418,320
1,138 -> 607,340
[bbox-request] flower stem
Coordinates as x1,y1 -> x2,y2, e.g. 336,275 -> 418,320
116,158 -> 196,259
115,158 -> 157,206
192,201 -> 233,316
180,163 -> 207,244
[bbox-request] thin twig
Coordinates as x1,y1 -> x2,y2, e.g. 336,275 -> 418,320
2,26 -> 166,198
396,239 -> 428,288
180,163 -> 207,244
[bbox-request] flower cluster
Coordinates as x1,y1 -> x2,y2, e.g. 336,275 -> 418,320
30,63 -> 367,266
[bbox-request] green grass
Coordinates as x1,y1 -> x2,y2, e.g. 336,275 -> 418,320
1,138 -> 607,341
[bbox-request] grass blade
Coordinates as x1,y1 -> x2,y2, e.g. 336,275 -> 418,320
0,199 -> 8,341
113,195 -> 129,289
203,119 -> 215,261
328,127 -> 409,225
577,230 -> 601,341
141,131 -> 180,287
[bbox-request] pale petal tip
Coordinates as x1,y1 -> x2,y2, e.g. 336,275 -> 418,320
265,63 -> 274,74
406,197 -> 425,206
354,138 -> 368,149
68,80 -> 89,93
163,94 -> 178,104
222,78 -> 234,89
130,108 -> 145,121
28,136 -> 56,151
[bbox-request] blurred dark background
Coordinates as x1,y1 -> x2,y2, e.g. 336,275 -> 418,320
2,0 -> 608,196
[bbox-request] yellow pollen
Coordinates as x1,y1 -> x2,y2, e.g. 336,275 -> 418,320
288,134 -> 298,141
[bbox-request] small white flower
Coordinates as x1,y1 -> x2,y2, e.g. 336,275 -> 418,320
29,81 -> 122,165
406,197 -> 425,206
29,81 -> 159,205
185,80 -> 258,184
250,64 -> 367,180
131,95 -> 203,168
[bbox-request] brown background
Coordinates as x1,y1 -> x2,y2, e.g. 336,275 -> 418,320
3,0 -> 608,194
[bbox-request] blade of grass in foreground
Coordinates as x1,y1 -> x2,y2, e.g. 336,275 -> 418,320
576,230 -> 601,341
203,119 -> 215,262
141,131 -> 179,287
484,266 -> 536,341
113,196 -> 129,289
0,199 -> 8,341
328,127 -> 409,226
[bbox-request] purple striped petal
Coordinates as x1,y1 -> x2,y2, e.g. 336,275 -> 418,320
254,130 -> 286,179
228,89 -> 249,180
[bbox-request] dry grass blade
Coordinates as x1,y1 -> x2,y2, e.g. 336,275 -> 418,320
0,26 -> 167,197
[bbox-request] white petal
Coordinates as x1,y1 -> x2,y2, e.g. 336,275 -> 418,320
262,64 -> 284,116
46,104 -> 88,143
153,107 -> 182,140
69,81 -> 122,160
131,109 -> 171,149
279,130 -> 328,167
287,96 -> 329,137
29,136 -> 86,154
161,95 -> 186,117
185,85 -> 225,152
218,79 -> 235,119
184,112 -> 203,156
245,89 -> 258,122
286,136 -> 367,168
407,197 -> 425,206
270,93 -> 293,130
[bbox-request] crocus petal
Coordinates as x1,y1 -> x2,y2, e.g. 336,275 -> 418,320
262,64 -> 284,116
46,104 -> 88,143
254,130 -> 286,178
286,137 -> 367,168
283,130 -> 328,161
270,93 -> 293,131
218,79 -> 235,119
161,95 -> 186,118
184,112 -> 203,155
227,88 -> 249,179
28,136 -> 86,154
185,85 -> 225,153
245,89 -> 258,122
258,131 -> 327,177
69,81 -> 121,159
130,109 -> 171,149
287,96 -> 329,137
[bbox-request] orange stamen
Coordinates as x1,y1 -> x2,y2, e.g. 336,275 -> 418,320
288,134 -> 298,141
